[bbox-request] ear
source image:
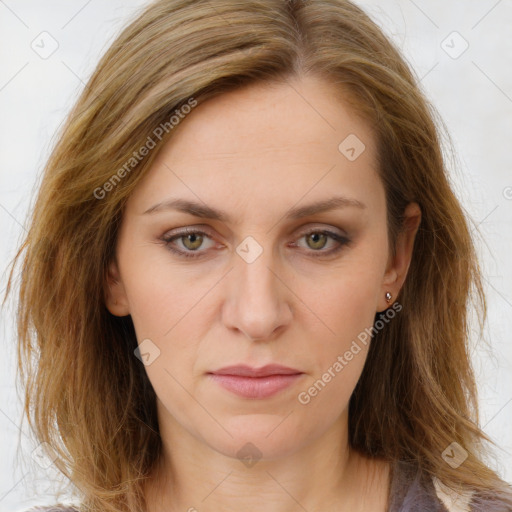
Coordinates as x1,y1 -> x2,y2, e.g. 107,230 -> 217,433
379,202 -> 421,311
104,256 -> 130,316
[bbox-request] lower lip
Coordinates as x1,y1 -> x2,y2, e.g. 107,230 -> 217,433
208,373 -> 303,399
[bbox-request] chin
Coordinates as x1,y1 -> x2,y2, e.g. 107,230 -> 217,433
201,414 -> 313,463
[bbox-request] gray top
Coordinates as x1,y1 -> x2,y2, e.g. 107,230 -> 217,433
17,460 -> 512,512
388,460 -> 512,511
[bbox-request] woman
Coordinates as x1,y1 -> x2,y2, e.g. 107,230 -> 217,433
4,0 -> 512,511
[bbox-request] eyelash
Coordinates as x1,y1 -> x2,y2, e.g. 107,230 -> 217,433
160,227 -> 351,260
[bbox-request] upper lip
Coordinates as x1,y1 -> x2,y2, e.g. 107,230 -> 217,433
209,364 -> 302,377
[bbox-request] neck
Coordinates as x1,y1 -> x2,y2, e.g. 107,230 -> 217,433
144,404 -> 390,512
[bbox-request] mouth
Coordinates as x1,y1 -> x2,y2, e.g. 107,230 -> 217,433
207,364 -> 304,399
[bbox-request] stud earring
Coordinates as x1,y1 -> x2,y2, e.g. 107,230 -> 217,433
385,292 -> 392,303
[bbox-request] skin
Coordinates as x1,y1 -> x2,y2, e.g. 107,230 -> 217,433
105,74 -> 421,512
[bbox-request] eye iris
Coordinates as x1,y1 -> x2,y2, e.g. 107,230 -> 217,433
306,232 -> 327,250
182,233 -> 203,250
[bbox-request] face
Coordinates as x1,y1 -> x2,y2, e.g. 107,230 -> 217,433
105,74 -> 419,462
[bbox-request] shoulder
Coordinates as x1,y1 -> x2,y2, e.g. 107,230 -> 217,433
389,460 -> 512,512
434,478 -> 512,512
433,477 -> 476,512
388,459 -> 448,511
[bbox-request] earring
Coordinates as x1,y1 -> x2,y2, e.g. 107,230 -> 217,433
385,292 -> 392,303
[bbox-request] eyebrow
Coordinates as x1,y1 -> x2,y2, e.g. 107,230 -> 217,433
142,195 -> 366,222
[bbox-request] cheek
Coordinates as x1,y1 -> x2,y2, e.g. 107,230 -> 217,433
116,245 -> 210,407
293,268 -> 381,421
293,236 -> 386,399
123,259 -> 204,416
119,238 -> 207,340
302,246 -> 386,345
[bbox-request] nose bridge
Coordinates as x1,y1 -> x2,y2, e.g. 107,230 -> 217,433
223,236 -> 291,340
239,246 -> 277,302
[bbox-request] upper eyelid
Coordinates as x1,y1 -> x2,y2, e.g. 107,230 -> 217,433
162,226 -> 347,250
163,223 -> 346,240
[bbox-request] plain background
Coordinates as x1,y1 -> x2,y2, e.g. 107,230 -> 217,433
1,1 -> 511,510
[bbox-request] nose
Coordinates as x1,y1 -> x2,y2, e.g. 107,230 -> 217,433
222,245 -> 293,341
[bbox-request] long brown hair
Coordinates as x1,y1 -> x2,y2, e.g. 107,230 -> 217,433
3,0 -> 511,510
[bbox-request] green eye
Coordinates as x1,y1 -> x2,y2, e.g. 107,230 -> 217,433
181,232 -> 204,251
296,229 -> 350,256
161,228 -> 350,260
305,232 -> 329,250
162,228 -> 215,258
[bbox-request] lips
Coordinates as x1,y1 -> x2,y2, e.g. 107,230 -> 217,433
208,364 -> 304,399
210,364 -> 302,377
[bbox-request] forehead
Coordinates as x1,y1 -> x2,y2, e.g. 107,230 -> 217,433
163,75 -> 373,160
127,75 -> 382,218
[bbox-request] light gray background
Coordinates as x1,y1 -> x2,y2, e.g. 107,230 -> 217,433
1,1 -> 511,511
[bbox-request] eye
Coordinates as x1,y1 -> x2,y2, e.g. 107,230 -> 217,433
294,229 -> 351,257
160,227 -> 351,260
161,228 -> 216,259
